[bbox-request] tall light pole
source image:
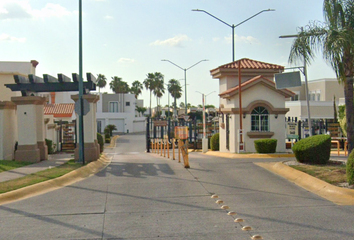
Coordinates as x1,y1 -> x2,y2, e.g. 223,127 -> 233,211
192,9 -> 275,62
78,0 -> 85,164
164,83 -> 170,119
161,59 -> 208,115
280,28 -> 312,137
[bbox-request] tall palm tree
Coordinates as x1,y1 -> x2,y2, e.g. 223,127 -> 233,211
109,76 -> 130,93
152,73 -> 165,118
168,79 -> 182,117
96,74 -> 107,93
130,80 -> 143,99
288,0 -> 354,154
143,73 -> 155,117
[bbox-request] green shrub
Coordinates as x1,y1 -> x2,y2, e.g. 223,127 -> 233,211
105,138 -> 111,144
210,133 -> 219,151
254,139 -> 277,153
104,124 -> 117,136
292,134 -> 331,164
45,139 -> 54,154
347,150 -> 354,185
97,133 -> 104,153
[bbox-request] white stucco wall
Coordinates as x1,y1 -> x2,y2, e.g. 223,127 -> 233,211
0,107 -> 17,160
17,104 -> 38,145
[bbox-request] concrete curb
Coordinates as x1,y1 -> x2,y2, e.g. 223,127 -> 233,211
105,135 -> 120,149
255,162 -> 354,205
0,154 -> 112,206
205,151 -> 295,158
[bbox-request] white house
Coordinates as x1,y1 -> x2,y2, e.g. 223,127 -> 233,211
96,93 -> 145,134
211,58 -> 294,153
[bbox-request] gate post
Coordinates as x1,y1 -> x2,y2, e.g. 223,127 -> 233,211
146,117 -> 150,152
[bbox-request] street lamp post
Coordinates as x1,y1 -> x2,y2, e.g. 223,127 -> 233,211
78,0 -> 85,164
280,28 -> 312,137
192,9 -> 275,62
196,91 -> 215,153
162,59 -> 208,115
164,83 -> 170,119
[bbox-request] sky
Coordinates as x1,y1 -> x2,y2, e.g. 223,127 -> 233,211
0,0 -> 337,108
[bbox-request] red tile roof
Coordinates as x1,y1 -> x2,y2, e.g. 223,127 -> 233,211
219,75 -> 294,98
212,58 -> 284,71
44,103 -> 75,118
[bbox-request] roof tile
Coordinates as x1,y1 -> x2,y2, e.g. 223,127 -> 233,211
44,103 -> 75,117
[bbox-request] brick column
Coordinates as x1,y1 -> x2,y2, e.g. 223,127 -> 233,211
71,94 -> 100,162
11,96 -> 47,162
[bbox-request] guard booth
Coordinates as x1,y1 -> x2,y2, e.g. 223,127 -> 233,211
5,73 -> 98,162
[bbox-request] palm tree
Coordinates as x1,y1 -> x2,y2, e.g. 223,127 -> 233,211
168,79 -> 182,117
143,73 -> 155,117
130,80 -> 143,99
96,74 -> 107,93
288,0 -> 354,154
153,74 -> 165,118
109,76 -> 130,94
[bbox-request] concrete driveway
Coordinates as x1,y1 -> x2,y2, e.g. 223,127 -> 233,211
0,134 -> 353,239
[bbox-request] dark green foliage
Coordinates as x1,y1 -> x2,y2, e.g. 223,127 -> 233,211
104,124 -> 117,136
97,133 -> 104,153
347,150 -> 354,185
254,139 -> 277,153
292,135 -> 331,164
210,133 -> 219,151
45,139 -> 54,154
105,138 -> 111,143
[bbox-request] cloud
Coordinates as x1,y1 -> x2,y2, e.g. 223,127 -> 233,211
0,1 -> 31,20
0,1 -> 73,20
32,3 -> 72,18
104,15 -> 114,19
225,34 -> 260,45
150,35 -> 190,47
0,33 -> 26,42
118,58 -> 135,63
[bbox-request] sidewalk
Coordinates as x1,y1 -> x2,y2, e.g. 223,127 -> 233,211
0,152 -> 73,183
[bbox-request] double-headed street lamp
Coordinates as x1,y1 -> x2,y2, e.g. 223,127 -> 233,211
161,59 -> 208,115
192,9 -> 275,62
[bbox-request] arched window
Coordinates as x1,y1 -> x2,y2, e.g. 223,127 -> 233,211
251,106 -> 269,131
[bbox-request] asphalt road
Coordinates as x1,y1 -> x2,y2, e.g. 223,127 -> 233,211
0,134 -> 353,239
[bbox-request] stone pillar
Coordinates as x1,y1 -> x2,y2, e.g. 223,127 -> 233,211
0,101 -> 17,160
11,96 -> 47,162
71,94 -> 100,163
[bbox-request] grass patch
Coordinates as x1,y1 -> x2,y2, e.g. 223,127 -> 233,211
0,160 -> 82,194
0,160 -> 32,173
290,162 -> 347,185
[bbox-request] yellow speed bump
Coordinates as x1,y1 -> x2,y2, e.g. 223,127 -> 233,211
211,194 -> 218,199
221,205 -> 229,209
251,235 -> 263,240
234,218 -> 244,222
227,211 -> 237,216
215,200 -> 224,204
242,226 -> 252,231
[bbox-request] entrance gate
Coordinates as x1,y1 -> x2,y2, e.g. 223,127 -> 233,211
145,117 -> 219,152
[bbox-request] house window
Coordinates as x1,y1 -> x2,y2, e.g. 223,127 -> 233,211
316,91 -> 321,101
290,91 -> 299,101
126,101 -> 130,106
109,102 -> 118,112
251,106 -> 269,132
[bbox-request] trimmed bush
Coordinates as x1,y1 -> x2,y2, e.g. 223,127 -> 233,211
292,134 -> 331,164
45,139 -> 54,154
254,139 -> 277,153
347,150 -> 354,185
105,138 -> 111,144
210,133 -> 219,151
97,133 -> 104,153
